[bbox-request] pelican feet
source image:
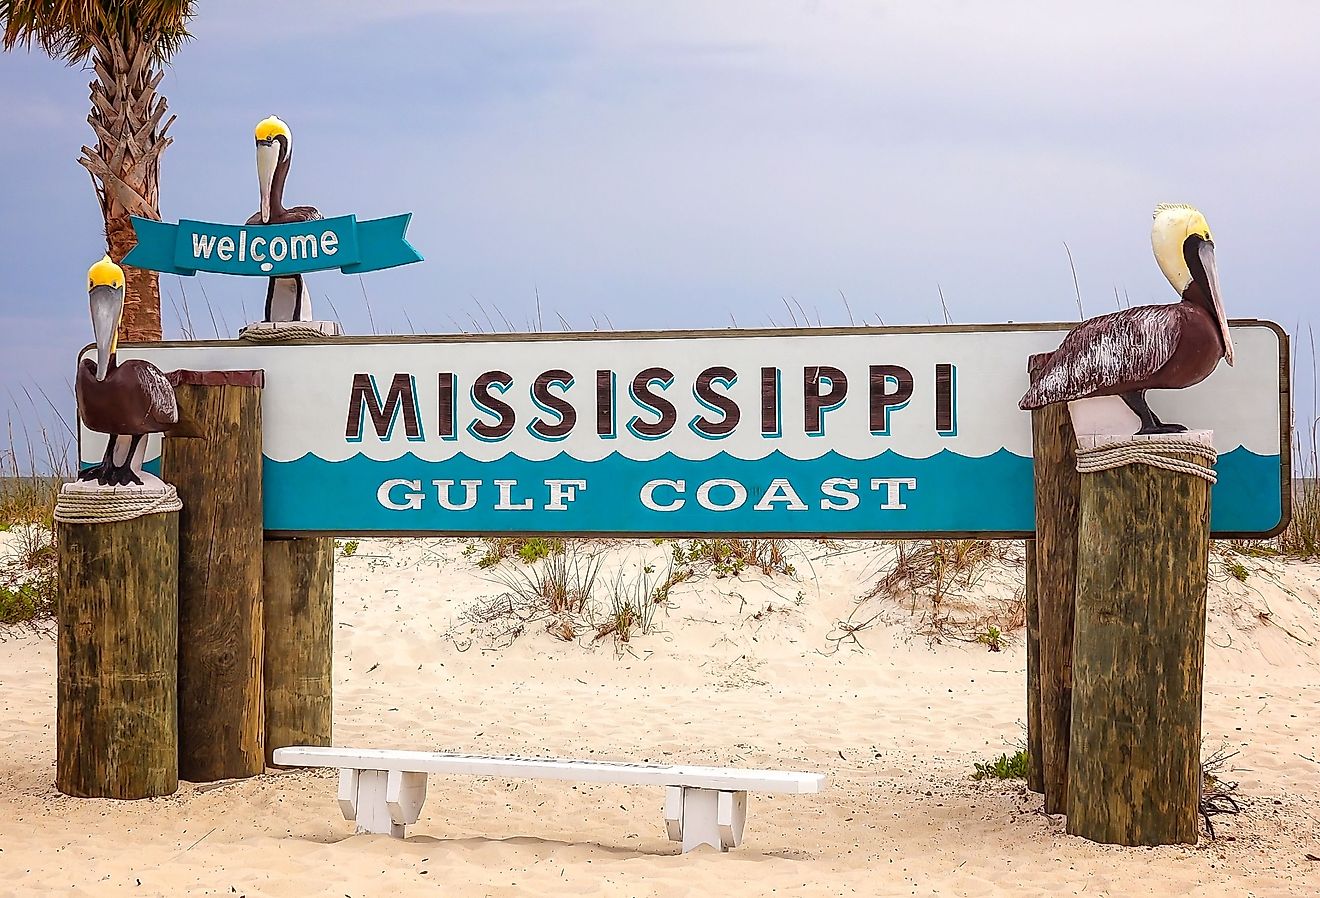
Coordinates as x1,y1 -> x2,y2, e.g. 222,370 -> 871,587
1135,422 -> 1189,435
77,461 -> 144,487
1121,391 -> 1188,436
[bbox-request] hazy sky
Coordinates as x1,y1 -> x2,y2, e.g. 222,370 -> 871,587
2,1 -> 1318,461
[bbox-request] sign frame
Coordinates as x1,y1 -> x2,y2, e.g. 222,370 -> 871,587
81,319 -> 1292,541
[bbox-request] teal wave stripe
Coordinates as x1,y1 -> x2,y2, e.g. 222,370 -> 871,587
260,447 -> 1283,535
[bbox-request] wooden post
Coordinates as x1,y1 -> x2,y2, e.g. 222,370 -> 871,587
1030,403 -> 1079,815
1024,539 -> 1044,794
264,536 -> 335,766
57,512 -> 179,798
1067,438 -> 1212,846
161,370 -> 266,781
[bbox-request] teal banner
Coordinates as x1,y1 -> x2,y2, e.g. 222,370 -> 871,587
123,213 -> 422,277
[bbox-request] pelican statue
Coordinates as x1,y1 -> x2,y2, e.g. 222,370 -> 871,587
76,257 -> 178,487
247,115 -> 321,322
1019,203 -> 1233,434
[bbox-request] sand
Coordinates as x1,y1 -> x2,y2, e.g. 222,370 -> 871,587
2,535 -> 1319,897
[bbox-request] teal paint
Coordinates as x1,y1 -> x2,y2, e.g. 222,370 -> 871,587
123,213 -> 422,277
259,446 -> 1282,536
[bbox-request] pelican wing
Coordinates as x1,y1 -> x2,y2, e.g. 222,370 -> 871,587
135,363 -> 180,425
1019,305 -> 1181,409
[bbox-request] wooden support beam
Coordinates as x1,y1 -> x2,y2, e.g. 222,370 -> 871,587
1030,403 -> 1079,815
264,536 -> 335,766
57,511 -> 179,798
161,370 -> 265,781
1024,538 -> 1044,794
1067,443 -> 1212,846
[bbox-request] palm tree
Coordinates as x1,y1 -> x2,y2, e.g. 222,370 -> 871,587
2,1 -> 195,341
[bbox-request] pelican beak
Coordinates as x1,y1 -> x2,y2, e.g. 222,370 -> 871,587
256,137 -> 280,222
1199,240 -> 1234,367
89,284 -> 123,381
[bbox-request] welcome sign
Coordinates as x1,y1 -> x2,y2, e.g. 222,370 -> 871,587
80,323 -> 1289,537
122,213 -> 422,277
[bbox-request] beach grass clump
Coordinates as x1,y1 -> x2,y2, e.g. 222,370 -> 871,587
465,536 -> 566,569
1279,474 -> 1320,557
492,549 -> 603,616
670,538 -> 795,578
458,544 -> 680,652
593,565 -> 669,648
458,547 -> 604,648
0,525 -> 57,628
971,749 -> 1030,780
1,425 -> 63,628
0,477 -> 60,531
859,539 -> 1025,647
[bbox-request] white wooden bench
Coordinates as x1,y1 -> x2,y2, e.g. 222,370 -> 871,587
273,745 -> 826,853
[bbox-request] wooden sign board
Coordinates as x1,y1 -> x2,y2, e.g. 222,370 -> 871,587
79,321 -> 1290,538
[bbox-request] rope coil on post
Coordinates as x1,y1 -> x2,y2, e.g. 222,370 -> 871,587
1074,435 -> 1218,483
54,485 -> 183,524
238,324 -> 334,343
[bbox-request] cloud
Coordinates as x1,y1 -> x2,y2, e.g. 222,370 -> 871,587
3,0 -> 1320,454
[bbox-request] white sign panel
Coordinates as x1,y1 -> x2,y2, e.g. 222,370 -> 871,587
79,322 -> 1289,537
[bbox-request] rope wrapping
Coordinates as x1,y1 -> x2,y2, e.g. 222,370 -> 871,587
238,324 -> 335,343
1075,435 -> 1218,483
54,484 -> 183,524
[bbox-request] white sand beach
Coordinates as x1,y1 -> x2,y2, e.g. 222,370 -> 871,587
2,536 -> 1319,897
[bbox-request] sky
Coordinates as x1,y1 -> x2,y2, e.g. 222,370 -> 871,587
2,0 -> 1318,466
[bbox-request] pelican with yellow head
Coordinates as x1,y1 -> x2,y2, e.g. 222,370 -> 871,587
76,256 -> 178,487
248,115 -> 322,321
1020,203 -> 1234,434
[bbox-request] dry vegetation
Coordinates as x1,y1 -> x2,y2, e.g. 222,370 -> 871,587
1,419 -> 68,629
827,539 -> 1026,652
454,540 -> 686,652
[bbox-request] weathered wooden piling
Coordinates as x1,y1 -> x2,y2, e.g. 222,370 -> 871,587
263,536 -> 335,766
161,370 -> 266,781
57,511 -> 179,798
1066,435 -> 1213,846
1029,402 -> 1079,815
1024,539 -> 1044,795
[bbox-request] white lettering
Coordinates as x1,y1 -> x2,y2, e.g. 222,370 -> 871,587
238,229 -> 247,261
377,479 -> 423,511
191,233 -> 217,259
754,478 -> 808,511
494,479 -> 534,510
290,233 -> 318,260
250,236 -> 267,261
820,477 -> 860,510
545,479 -> 587,511
269,236 -> 288,261
870,477 -> 918,510
321,230 -> 339,256
216,236 -> 235,261
696,478 -> 747,512
640,479 -> 685,512
433,479 -> 479,511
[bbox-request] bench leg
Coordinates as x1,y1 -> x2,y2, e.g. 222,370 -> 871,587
717,790 -> 747,850
386,770 -> 428,826
668,787 -> 749,853
664,786 -> 685,842
339,769 -> 406,837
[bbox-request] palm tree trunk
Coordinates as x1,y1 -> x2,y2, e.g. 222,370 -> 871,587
105,214 -> 158,339
78,31 -> 175,342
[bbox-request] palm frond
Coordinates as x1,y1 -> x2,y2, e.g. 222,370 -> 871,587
1,0 -> 194,64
